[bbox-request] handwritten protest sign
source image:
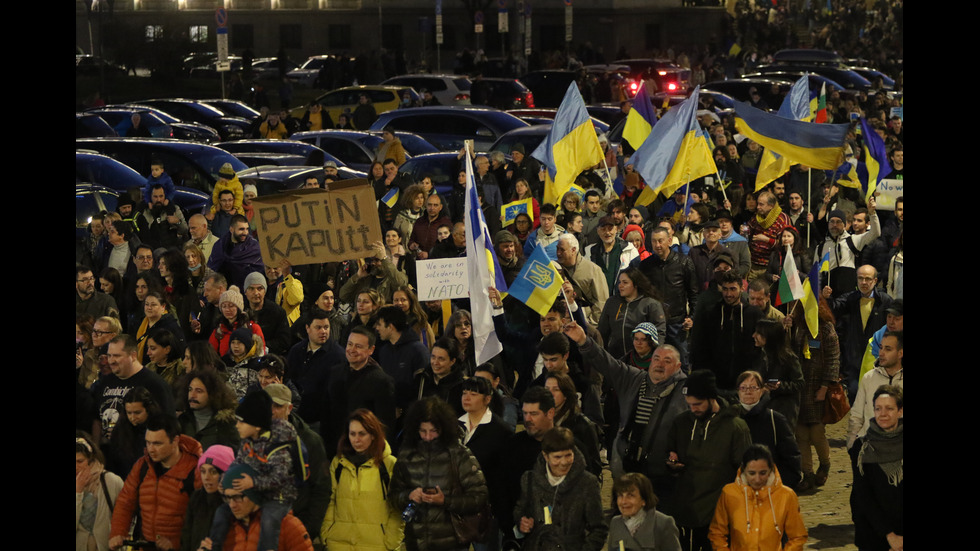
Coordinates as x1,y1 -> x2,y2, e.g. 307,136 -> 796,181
416,258 -> 469,300
252,179 -> 383,266
875,178 -> 903,211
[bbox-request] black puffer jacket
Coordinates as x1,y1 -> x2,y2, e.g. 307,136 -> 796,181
389,439 -> 488,551
514,448 -> 608,551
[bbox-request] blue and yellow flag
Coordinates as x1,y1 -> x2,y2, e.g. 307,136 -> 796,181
755,75 -> 812,190
531,83 -> 604,205
464,147 -> 507,364
801,252 -> 830,339
501,198 -> 533,226
381,187 -> 399,208
632,86 -> 716,203
735,100 -> 849,170
837,117 -> 892,201
508,245 -> 565,318
622,85 -> 658,150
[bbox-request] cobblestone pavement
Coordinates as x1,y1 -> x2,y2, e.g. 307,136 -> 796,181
598,417 -> 858,550
795,417 -> 857,550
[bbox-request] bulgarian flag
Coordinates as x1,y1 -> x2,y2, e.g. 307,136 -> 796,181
775,245 -> 804,306
811,82 -> 827,123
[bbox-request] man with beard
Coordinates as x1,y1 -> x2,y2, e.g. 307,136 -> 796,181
746,191 -> 790,282
76,266 -> 119,319
187,214 -> 219,263
665,370 -> 751,551
137,184 -> 187,249
813,196 -> 881,298
178,369 -> 240,451
208,215 -> 265,290
690,270 -> 762,392
338,240 -> 408,304
565,321 -> 687,503
494,230 -> 525,286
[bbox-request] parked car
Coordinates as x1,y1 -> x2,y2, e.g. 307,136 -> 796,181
287,54 -> 349,87
86,106 -> 221,142
702,78 -> 793,110
217,139 -> 331,167
76,138 -> 249,196
398,152 -> 463,196
382,74 -> 472,105
476,78 -> 535,109
753,64 -> 870,91
489,123 -> 607,160
614,58 -> 692,95
76,151 -> 211,215
76,113 -> 117,138
291,129 -> 437,172
199,99 -> 262,123
369,106 -> 529,152
520,70 -> 580,108
235,165 -> 366,196
76,184 -> 120,238
129,99 -> 252,140
293,86 -> 422,129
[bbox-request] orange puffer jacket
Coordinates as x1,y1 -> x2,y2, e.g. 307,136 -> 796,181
110,435 -> 203,545
222,510 -> 314,551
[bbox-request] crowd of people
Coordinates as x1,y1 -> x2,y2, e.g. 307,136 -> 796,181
77,3 -> 903,548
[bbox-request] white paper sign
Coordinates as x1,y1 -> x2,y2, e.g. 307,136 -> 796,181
416,258 -> 469,300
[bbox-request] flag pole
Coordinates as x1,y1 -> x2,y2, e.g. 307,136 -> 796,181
599,156 -> 616,200
806,168 -> 812,249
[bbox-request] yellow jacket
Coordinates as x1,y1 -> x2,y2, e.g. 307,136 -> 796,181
274,274 -> 304,326
321,444 -> 403,551
708,466 -> 807,551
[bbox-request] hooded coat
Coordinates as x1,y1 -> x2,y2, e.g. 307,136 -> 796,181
708,465 -> 807,551
322,442 -> 404,551
665,400 -> 752,528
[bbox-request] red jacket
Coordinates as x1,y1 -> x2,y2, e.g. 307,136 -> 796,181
110,435 -> 203,545
222,510 -> 314,551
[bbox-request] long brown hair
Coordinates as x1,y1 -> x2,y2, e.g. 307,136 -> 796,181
338,408 -> 387,465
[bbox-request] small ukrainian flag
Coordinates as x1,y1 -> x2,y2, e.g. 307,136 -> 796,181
508,245 -> 565,317
381,187 -> 399,208
501,198 -> 533,226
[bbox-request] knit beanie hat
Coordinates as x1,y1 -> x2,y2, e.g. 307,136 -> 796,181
230,327 -> 254,348
236,390 -> 272,431
684,369 -> 718,400
494,230 -> 519,246
244,272 -> 267,291
632,322 -> 660,346
218,163 -> 237,180
221,464 -> 263,503
219,285 -> 245,312
198,445 -> 235,473
828,209 -> 846,223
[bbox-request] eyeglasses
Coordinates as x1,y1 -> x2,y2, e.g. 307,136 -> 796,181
91,330 -> 116,337
77,276 -> 95,283
738,386 -> 761,392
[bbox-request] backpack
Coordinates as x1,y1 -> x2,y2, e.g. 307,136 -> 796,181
334,459 -> 391,499
268,434 -> 311,488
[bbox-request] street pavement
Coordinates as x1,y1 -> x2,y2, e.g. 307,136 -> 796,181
598,416 -> 859,550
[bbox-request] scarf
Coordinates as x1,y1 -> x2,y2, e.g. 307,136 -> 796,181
755,202 -> 784,230
623,507 -> 648,536
857,419 -> 903,486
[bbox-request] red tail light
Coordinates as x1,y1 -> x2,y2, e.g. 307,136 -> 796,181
455,93 -> 470,102
525,91 -> 535,108
667,82 -> 678,91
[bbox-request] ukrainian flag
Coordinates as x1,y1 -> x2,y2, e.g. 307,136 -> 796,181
632,86 -> 717,202
755,75 -> 812,190
802,252 -> 830,339
464,147 -> 507,364
531,83 -> 604,205
501,198 -> 533,226
622,85 -> 658,150
508,245 -> 565,318
381,187 -> 399,208
836,119 -> 891,202
735,100 -> 849,170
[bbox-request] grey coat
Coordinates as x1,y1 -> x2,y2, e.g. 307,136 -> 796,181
607,509 -> 682,551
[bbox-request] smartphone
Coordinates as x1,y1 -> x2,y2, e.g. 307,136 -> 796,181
423,487 -> 438,495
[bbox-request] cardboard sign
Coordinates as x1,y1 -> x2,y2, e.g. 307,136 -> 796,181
875,178 -> 903,211
252,179 -> 383,266
416,258 -> 469,300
